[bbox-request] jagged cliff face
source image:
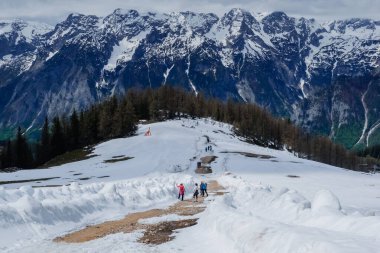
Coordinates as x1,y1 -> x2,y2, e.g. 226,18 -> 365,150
0,9 -> 379,148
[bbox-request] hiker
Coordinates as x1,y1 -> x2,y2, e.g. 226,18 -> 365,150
193,183 -> 199,202
204,182 -> 208,197
200,181 -> 206,197
144,127 -> 151,136
177,183 -> 185,201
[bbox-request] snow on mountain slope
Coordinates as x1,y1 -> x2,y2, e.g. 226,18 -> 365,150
1,9 -> 380,147
0,118 -> 380,252
0,19 -> 52,43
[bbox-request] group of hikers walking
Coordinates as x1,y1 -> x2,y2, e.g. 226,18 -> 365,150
177,181 -> 208,202
205,145 -> 212,152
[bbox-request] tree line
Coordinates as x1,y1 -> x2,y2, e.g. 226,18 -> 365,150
0,95 -> 137,169
358,145 -> 380,160
0,86 -> 375,171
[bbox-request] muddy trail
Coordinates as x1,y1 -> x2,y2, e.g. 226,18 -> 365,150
54,180 -> 226,245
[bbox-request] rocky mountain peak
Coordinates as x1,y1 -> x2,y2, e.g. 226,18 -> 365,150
0,9 -> 379,148
262,11 -> 295,34
221,8 -> 260,33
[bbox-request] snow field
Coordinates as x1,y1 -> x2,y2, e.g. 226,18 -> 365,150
0,118 -> 379,252
0,119 -> 209,188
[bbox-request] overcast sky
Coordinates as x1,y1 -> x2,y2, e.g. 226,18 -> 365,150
0,0 -> 379,24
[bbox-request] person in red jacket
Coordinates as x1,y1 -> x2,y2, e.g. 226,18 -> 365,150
177,183 -> 185,201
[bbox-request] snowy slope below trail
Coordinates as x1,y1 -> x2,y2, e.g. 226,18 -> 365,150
0,118 -> 380,253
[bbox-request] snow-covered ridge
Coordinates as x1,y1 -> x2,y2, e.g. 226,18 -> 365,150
4,8 -> 375,69
0,19 -> 52,42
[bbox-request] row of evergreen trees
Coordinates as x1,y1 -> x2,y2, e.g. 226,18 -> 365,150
358,145 -> 380,160
0,95 -> 137,169
0,127 -> 34,169
0,86 -> 372,171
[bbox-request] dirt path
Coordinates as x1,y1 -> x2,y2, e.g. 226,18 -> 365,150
54,180 -> 225,244
200,155 -> 218,164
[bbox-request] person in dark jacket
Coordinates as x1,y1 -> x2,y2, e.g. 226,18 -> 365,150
193,183 -> 199,202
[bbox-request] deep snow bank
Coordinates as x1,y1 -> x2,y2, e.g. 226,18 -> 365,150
176,173 -> 380,253
0,173 -> 195,250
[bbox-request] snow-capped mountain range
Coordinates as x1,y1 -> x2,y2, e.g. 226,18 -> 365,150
0,8 -> 379,148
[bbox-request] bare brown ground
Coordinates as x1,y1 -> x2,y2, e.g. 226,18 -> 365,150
196,156 -> 218,174
138,219 -> 198,244
54,180 -> 225,244
200,156 -> 218,164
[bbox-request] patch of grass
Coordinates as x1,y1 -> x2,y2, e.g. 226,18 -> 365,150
103,156 -> 134,163
0,177 -> 60,185
97,175 -> 110,179
220,151 -> 275,159
78,177 -> 92,181
40,147 -> 97,168
111,155 -> 125,158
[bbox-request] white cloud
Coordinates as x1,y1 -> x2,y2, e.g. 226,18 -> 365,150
0,0 -> 378,24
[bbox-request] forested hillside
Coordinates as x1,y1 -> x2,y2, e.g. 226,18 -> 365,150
1,86 -> 375,171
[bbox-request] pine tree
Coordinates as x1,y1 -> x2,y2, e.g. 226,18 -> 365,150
37,117 -> 51,165
113,98 -> 137,137
185,95 -> 196,118
69,109 -> 80,149
0,140 -> 13,169
99,97 -> 118,139
149,96 -> 160,121
14,127 -> 33,168
50,117 -> 66,157
88,106 -> 99,144
225,98 -> 235,124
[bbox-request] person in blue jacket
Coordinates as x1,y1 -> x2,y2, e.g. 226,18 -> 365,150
200,181 -> 205,197
200,181 -> 208,197
203,181 -> 208,197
